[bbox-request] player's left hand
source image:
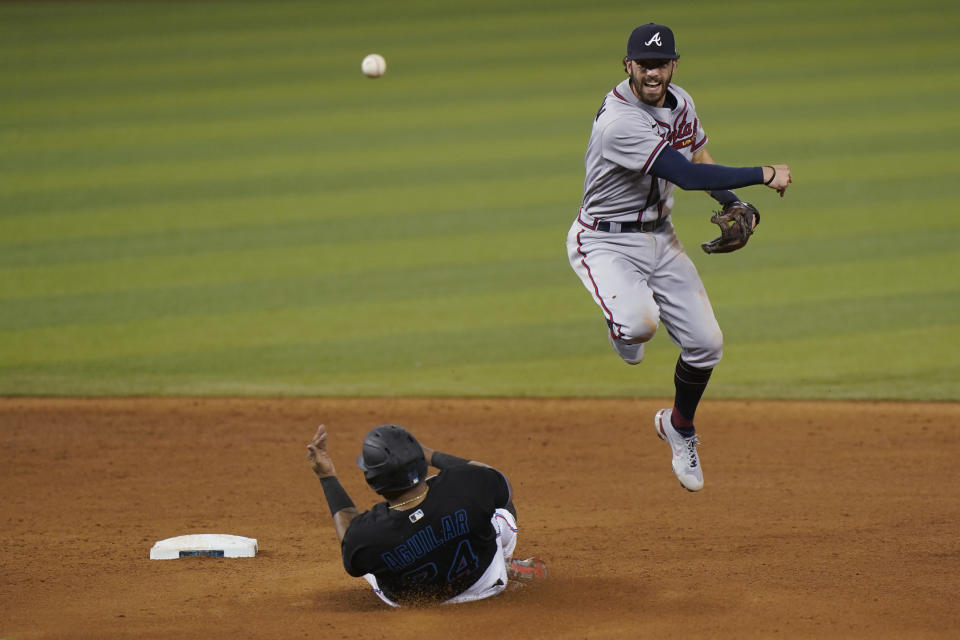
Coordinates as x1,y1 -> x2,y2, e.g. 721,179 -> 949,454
701,200 -> 760,254
306,424 -> 337,478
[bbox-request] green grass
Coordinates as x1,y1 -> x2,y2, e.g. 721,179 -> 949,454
2,0 -> 959,400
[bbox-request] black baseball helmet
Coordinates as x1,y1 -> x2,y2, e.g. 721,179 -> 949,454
356,424 -> 428,494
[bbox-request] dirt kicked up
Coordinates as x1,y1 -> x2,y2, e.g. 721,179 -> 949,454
2,397 -> 958,639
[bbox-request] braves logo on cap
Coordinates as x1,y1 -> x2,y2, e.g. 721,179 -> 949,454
627,23 -> 678,60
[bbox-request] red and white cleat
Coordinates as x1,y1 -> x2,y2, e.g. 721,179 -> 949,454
507,557 -> 548,582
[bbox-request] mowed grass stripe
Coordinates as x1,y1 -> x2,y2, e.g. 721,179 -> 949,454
701,253 -> 957,306
2,2 -> 617,61
0,281 -> 593,368
6,97 -> 957,183
6,3 -> 956,121
3,146 -> 952,222
0,96 -> 587,171
3,201 -> 956,274
0,254 -> 571,330
7,54 -> 956,130
0,174 -> 582,231
0,124 -> 583,196
0,321 -> 611,397
720,290 -> 960,341
697,228 -> 960,274
10,29 -> 955,103
0,132 -> 947,217
1,132 -> 949,211
0,223 -> 567,298
7,87 -> 956,165
671,193 -> 958,242
5,2 -> 952,86
2,246 -> 954,362
3,79 -> 954,199
6,174 -> 956,251
2,262 -> 953,345
6,198 -> 953,305
5,321 -> 956,400
0,200 -> 572,268
313,331 -> 960,400
713,325 -> 960,401
0,172 -> 574,242
5,0 -> 952,74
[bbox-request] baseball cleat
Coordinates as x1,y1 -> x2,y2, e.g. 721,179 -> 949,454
608,332 -> 644,365
654,408 -> 703,492
507,557 -> 548,582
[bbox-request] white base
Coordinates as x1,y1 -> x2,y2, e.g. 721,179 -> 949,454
150,533 -> 258,560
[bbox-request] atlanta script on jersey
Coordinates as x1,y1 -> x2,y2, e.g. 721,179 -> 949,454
580,80 -> 706,225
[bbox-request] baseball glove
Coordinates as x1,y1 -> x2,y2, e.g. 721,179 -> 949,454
700,200 -> 760,254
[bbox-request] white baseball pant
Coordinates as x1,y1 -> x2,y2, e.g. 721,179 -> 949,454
566,217 -> 723,369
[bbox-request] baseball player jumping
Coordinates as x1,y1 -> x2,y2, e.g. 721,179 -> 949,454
306,424 -> 546,606
566,23 -> 792,492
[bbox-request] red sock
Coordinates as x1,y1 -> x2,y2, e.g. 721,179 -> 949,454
671,405 -> 695,429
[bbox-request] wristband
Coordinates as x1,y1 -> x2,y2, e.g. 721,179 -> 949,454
763,166 -> 776,185
431,451 -> 470,469
319,476 -> 355,516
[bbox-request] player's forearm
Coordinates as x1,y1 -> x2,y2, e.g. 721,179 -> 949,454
693,149 -> 740,205
318,475 -> 358,541
332,507 -> 360,541
651,145 -> 763,191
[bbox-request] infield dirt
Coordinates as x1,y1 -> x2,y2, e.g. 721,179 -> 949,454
2,397 -> 958,639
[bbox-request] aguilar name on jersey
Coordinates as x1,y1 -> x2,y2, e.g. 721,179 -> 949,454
340,465 -> 510,604
582,79 -> 707,222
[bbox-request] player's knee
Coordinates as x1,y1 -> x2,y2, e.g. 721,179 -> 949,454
690,329 -> 723,369
685,330 -> 723,368
617,315 -> 658,344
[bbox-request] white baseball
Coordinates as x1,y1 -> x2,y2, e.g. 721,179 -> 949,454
361,53 -> 386,78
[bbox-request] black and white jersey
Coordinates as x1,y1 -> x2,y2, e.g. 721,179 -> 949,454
341,465 -> 510,604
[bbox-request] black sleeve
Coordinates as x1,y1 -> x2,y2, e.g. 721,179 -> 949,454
319,476 -> 355,517
340,512 -> 377,577
481,466 -> 511,510
340,525 -> 363,576
431,451 -> 470,469
709,189 -> 739,205
650,144 -> 763,191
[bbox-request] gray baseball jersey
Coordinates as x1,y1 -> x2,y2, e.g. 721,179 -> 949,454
581,79 -> 706,223
567,79 -> 723,370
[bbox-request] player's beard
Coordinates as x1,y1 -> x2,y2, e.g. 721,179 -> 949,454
634,68 -> 673,107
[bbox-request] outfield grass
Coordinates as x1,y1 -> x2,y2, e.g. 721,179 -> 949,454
2,0 -> 958,399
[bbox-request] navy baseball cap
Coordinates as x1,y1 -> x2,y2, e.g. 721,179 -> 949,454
627,23 -> 678,60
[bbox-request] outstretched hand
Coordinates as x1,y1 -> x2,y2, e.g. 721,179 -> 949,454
306,424 -> 337,478
763,164 -> 792,197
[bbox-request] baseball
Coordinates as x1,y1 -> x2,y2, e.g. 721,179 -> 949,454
361,53 -> 386,78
